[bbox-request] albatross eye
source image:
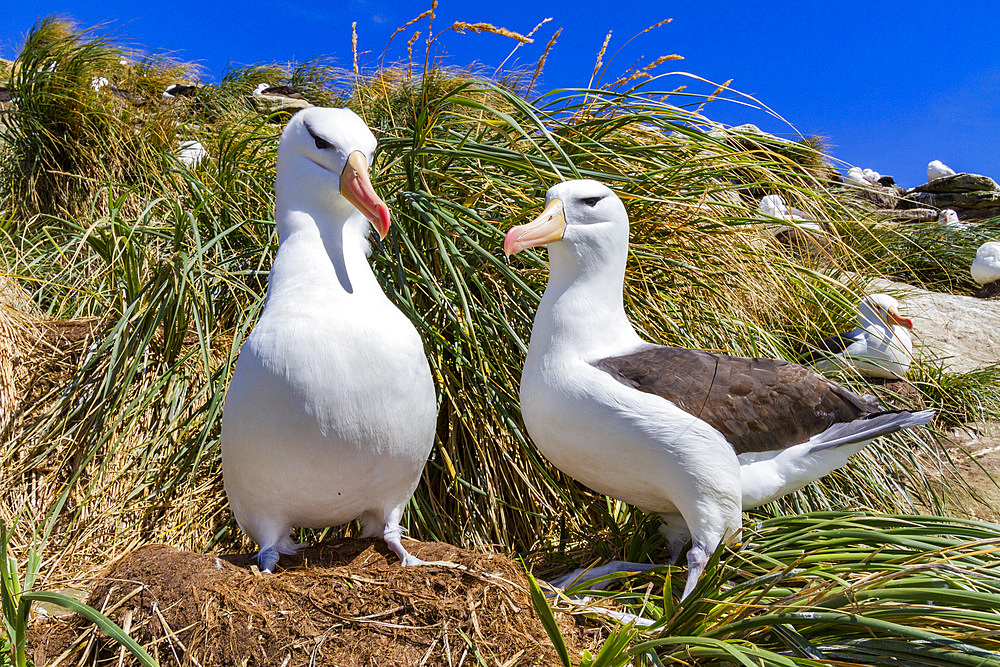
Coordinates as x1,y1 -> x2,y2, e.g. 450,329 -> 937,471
581,196 -> 602,208
313,135 -> 331,150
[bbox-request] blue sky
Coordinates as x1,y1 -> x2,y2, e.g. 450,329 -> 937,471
2,1 -> 998,188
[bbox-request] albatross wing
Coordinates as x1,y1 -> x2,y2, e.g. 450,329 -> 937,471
594,345 -> 877,455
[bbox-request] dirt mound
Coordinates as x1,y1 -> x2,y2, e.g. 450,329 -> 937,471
32,540 -> 602,666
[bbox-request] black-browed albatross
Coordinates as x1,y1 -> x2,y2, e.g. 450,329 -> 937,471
811,294 -> 915,380
222,108 -> 436,573
504,179 -> 933,600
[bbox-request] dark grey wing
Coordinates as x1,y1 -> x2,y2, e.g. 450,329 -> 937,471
594,345 -> 877,455
815,331 -> 859,355
263,85 -> 303,97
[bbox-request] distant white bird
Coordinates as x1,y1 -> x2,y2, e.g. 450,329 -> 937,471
937,209 -> 961,226
862,168 -> 882,184
177,140 -> 207,168
222,108 -> 436,574
812,294 -> 915,380
927,160 -> 956,181
253,82 -> 304,99
758,195 -> 823,235
162,83 -> 198,99
971,242 -> 1000,287
845,167 -> 869,186
504,179 -> 932,600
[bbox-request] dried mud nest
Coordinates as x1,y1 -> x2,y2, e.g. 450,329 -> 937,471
32,539 -> 603,666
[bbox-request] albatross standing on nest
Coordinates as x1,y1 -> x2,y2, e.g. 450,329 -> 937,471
504,179 -> 933,600
222,108 -> 436,573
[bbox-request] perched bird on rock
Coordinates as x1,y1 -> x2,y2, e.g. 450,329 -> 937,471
862,168 -> 882,184
162,83 -> 198,99
253,82 -> 305,99
222,108 -> 436,573
812,294 -> 915,380
504,179 -> 933,600
927,160 -> 956,181
845,167 -> 869,186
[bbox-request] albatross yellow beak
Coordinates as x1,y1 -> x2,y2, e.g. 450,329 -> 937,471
340,151 -> 391,239
504,198 -> 566,256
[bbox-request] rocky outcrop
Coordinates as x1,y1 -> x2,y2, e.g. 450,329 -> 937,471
875,207 -> 938,222
251,95 -> 312,114
903,173 -> 1000,220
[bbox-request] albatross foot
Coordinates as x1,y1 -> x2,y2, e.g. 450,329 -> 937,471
384,526 -> 426,566
256,546 -> 279,573
548,560 -> 659,591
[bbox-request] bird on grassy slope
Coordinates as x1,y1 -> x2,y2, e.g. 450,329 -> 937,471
927,160 -> 956,181
222,108 -> 436,573
972,242 -> 1000,298
504,179 -> 933,600
253,82 -> 305,99
757,194 -> 823,235
812,294 -> 915,380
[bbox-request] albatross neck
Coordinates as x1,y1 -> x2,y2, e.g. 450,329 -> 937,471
269,202 -> 383,301
532,244 -> 643,361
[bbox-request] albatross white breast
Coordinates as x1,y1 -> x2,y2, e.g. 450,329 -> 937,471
504,179 -> 933,600
222,107 -> 436,572
812,294 -> 915,380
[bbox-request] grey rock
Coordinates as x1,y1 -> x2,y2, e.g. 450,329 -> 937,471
907,189 -> 1000,211
909,173 -> 999,194
251,95 -> 312,114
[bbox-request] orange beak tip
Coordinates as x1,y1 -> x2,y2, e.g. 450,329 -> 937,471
503,227 -> 522,257
375,204 -> 391,239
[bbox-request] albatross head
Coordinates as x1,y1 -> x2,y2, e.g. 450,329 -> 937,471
276,107 -> 391,238
504,179 -> 629,276
860,294 -> 913,331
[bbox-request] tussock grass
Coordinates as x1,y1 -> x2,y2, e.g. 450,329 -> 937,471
539,512 -> 1000,665
838,216 -> 1000,295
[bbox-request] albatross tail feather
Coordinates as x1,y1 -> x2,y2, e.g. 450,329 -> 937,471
739,409 -> 934,508
806,409 -> 934,453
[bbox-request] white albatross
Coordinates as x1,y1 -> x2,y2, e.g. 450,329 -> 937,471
758,194 -> 823,235
504,179 -> 933,600
927,160 -> 956,181
811,294 -> 915,380
177,140 -> 208,168
938,209 -> 961,226
972,242 -> 1000,297
845,167 -> 869,186
222,107 -> 436,573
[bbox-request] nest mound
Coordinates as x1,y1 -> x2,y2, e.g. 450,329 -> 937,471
32,540 -> 601,666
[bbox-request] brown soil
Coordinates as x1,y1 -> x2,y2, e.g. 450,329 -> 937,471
916,423 -> 1000,523
31,539 -> 603,667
